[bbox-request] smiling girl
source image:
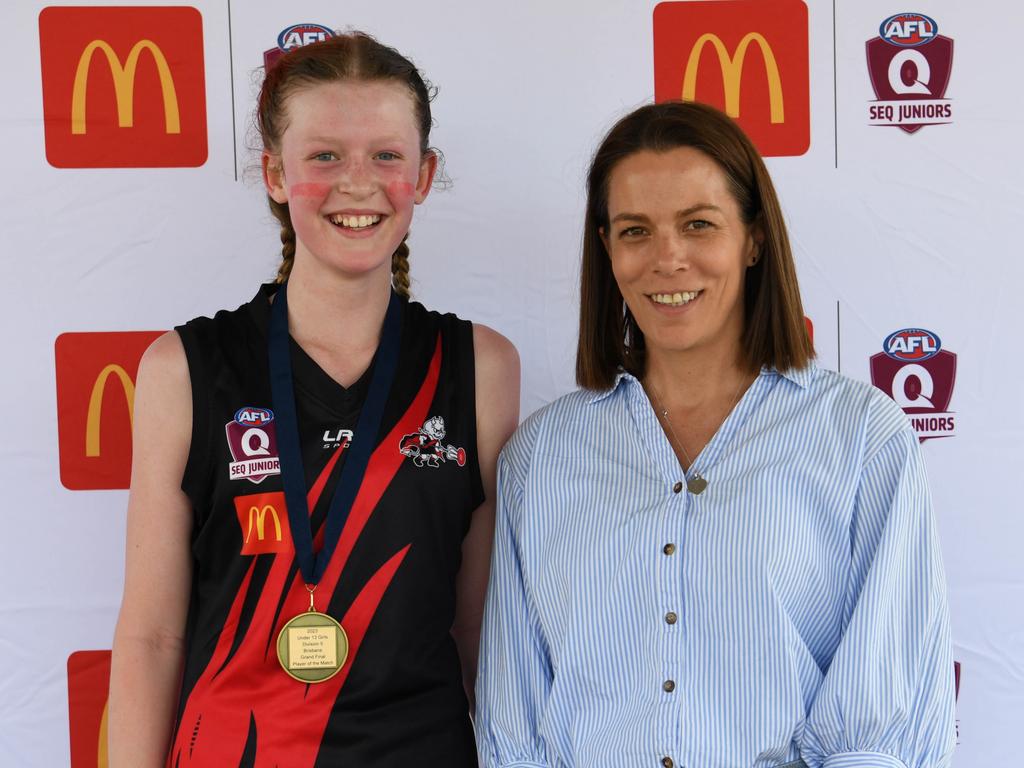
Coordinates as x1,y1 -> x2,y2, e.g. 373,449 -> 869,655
108,32 -> 519,767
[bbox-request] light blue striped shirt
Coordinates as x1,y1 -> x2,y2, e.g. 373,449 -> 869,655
475,365 -> 954,768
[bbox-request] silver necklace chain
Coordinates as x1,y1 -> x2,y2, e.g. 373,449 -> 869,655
646,375 -> 747,495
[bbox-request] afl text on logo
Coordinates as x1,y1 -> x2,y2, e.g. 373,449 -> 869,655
67,650 -> 111,768
55,331 -> 164,490
866,13 -> 954,133
38,6 -> 207,167
869,328 -> 957,441
264,23 -> 335,70
653,0 -> 810,157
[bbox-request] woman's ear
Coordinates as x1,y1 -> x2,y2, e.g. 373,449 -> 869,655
747,222 -> 765,266
263,152 -> 288,204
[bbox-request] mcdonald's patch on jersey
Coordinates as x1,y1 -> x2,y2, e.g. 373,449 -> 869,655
234,492 -> 292,555
399,416 -> 466,468
226,407 -> 281,483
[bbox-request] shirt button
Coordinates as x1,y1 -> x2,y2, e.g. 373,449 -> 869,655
665,611 -> 677,625
672,481 -> 683,493
663,679 -> 676,693
661,757 -> 674,768
663,543 -> 676,556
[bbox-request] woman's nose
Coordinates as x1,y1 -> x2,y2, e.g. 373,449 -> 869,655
652,233 -> 690,274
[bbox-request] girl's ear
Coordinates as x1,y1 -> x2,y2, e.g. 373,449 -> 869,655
263,152 -> 288,204
414,151 -> 439,204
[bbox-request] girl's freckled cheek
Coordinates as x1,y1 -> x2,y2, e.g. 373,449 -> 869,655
386,180 -> 417,206
289,182 -> 331,205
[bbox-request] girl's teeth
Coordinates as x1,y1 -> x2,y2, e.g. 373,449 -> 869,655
330,214 -> 381,229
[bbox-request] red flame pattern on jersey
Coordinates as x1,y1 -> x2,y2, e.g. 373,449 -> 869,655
168,335 -> 443,766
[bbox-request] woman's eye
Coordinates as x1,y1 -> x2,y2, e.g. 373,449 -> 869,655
687,219 -> 712,231
619,226 -> 647,238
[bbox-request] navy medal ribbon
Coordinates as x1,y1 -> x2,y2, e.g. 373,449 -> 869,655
267,280 -> 403,586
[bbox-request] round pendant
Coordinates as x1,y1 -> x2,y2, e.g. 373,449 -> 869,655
276,611 -> 349,683
687,476 -> 708,495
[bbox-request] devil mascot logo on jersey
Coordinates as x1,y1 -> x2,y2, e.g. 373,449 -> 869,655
399,415 -> 466,468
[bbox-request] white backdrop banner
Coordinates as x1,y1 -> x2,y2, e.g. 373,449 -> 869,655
2,1 -> 1021,765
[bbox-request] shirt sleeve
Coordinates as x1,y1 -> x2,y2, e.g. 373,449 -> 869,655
474,442 -> 553,768
801,424 -> 956,768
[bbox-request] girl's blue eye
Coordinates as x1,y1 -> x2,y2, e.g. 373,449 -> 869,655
376,151 -> 399,161
314,152 -> 336,161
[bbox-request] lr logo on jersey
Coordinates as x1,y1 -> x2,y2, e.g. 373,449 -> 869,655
870,328 -> 957,441
400,416 -> 466,468
867,13 -> 954,133
225,407 -> 281,483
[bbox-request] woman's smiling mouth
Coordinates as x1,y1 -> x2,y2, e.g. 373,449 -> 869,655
649,290 -> 702,307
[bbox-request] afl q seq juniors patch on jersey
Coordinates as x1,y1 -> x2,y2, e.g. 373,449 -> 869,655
170,283 -> 483,767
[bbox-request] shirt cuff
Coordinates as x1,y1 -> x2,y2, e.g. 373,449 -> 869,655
821,752 -> 909,768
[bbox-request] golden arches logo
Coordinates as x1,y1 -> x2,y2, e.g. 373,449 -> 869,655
97,699 -> 109,767
682,32 -> 785,123
71,39 -> 181,135
246,505 -> 283,543
85,364 -> 135,458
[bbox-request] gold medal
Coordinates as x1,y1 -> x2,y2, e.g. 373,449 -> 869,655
276,587 -> 349,683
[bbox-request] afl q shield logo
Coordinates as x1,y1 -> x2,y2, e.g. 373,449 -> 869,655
870,328 -> 957,442
225,407 -> 281,483
867,13 -> 954,133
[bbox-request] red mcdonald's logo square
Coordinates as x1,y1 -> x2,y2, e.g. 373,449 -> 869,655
234,491 -> 293,555
55,331 -> 164,490
38,6 -> 208,168
67,650 -> 110,768
653,0 -> 810,157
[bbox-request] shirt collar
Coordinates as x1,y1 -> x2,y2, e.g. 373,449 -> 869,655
769,363 -> 814,389
585,370 -> 635,404
585,362 -> 814,404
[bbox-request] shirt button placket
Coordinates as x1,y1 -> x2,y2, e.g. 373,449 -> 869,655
661,480 -> 686,763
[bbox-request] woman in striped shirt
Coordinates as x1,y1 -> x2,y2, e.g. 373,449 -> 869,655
475,101 -> 954,768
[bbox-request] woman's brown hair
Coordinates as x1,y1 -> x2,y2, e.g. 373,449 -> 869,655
575,100 -> 814,390
256,32 -> 434,297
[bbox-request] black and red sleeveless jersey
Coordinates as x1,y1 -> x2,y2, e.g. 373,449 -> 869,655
169,283 -> 483,767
